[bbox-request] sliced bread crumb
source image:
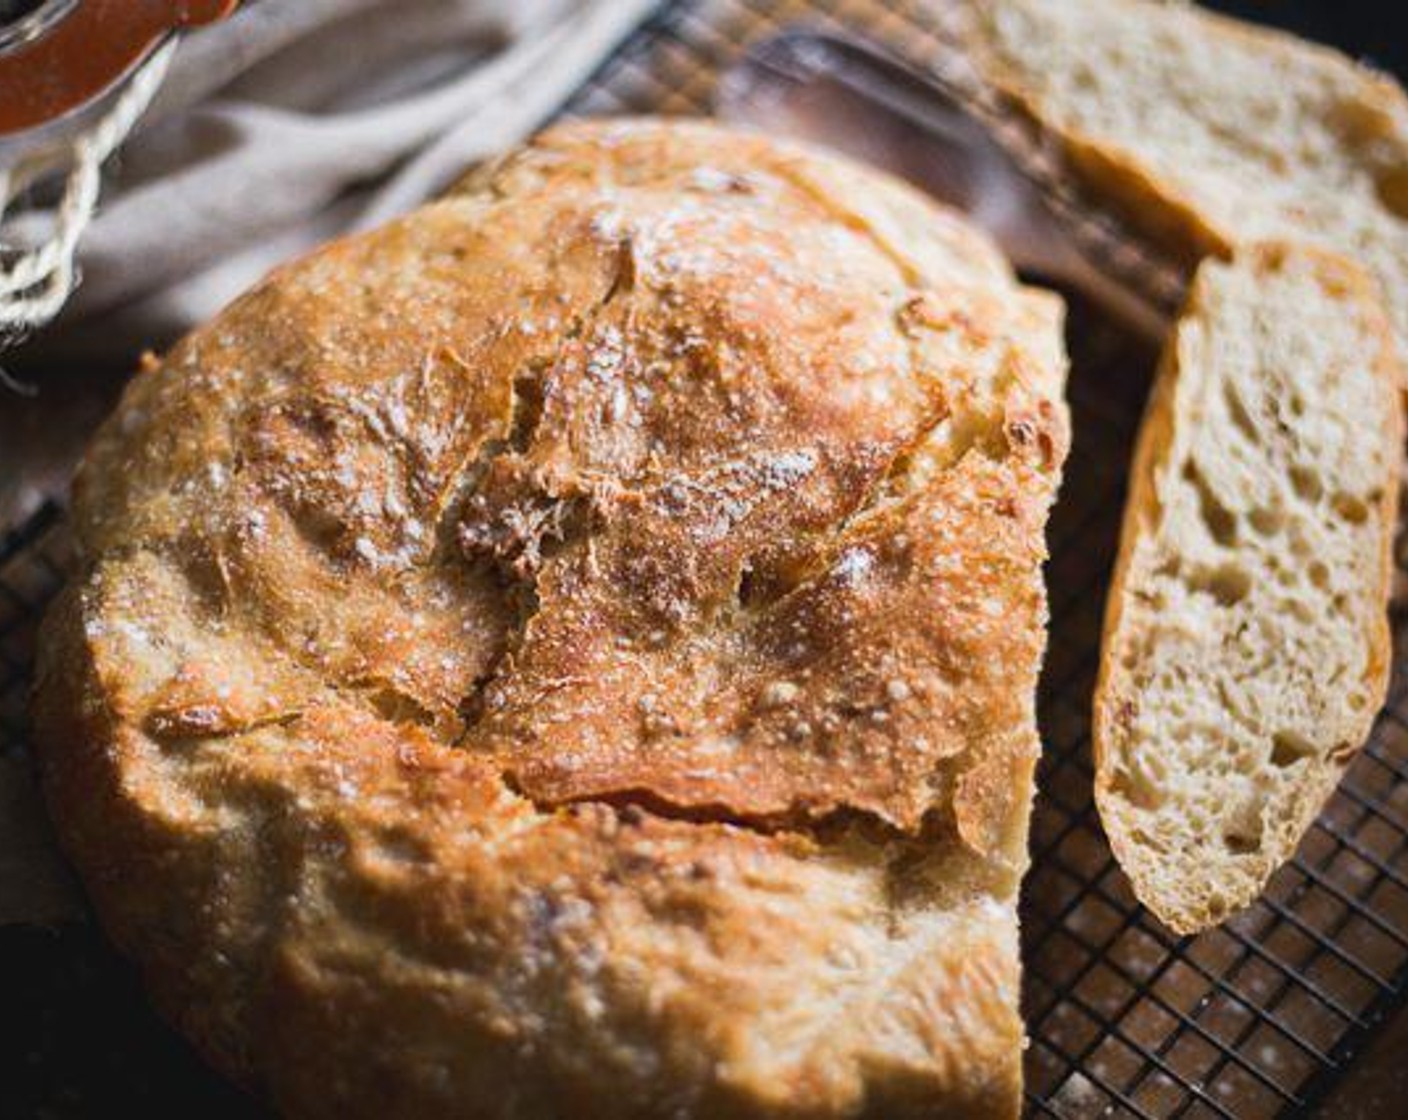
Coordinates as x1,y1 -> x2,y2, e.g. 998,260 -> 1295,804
1094,242 -> 1402,933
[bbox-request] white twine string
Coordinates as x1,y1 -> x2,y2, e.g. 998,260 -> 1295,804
0,36 -> 178,348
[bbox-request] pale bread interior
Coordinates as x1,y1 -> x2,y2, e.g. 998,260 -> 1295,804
1095,244 -> 1400,933
968,0 -> 1408,358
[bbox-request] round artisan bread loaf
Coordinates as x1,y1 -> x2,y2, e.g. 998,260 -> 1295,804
35,118 -> 1068,1119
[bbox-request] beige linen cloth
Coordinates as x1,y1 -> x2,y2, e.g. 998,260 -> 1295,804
12,0 -> 659,359
1,0 -> 659,923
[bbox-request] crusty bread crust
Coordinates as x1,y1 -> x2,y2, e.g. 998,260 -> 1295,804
34,119 -> 1069,1118
1093,243 -> 1402,934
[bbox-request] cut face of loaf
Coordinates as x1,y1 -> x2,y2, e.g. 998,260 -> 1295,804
961,0 -> 1408,363
1095,243 -> 1402,934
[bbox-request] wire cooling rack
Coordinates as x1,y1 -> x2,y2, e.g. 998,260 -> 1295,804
4,1 -> 1408,1117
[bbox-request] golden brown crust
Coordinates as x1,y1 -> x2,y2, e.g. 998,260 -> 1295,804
35,118 -> 1068,1118
1093,242 -> 1402,933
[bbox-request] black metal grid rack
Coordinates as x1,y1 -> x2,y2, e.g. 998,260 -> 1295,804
4,1 -> 1408,1116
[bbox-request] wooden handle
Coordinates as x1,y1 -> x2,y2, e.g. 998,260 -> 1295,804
0,0 -> 237,137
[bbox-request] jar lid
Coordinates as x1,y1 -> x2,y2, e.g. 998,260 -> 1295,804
0,0 -> 236,137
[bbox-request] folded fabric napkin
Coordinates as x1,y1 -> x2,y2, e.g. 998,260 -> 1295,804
4,0 -> 658,362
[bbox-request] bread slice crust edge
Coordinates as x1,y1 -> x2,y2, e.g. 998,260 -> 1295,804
1093,241 -> 1402,934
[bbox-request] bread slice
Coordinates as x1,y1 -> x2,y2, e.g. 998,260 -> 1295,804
959,0 -> 1408,363
1094,243 -> 1402,933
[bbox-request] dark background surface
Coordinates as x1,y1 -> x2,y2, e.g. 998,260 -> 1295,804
4,2 -> 1408,1119
1206,1 -> 1408,79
